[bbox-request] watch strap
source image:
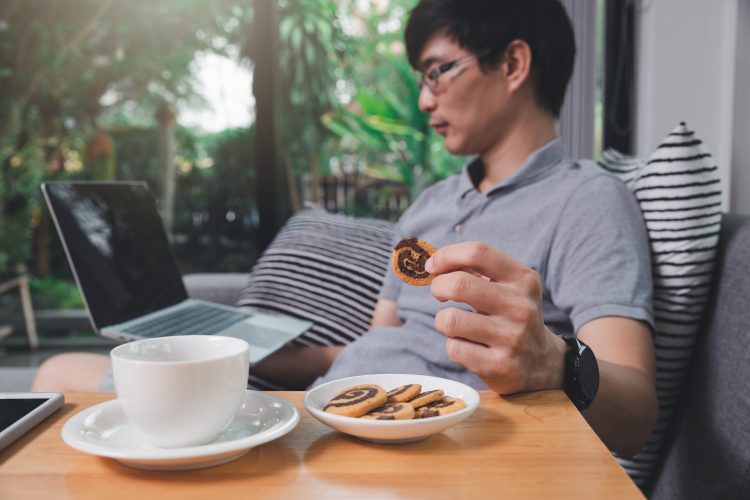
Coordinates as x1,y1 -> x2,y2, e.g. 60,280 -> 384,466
561,335 -> 599,411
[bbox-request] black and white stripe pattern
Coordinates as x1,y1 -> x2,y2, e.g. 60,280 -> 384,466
238,208 -> 395,390
600,122 -> 722,487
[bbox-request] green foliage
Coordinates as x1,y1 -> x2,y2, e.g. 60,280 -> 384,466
0,0 -> 252,275
279,0 -> 340,111
276,0 -> 465,204
203,127 -> 255,201
28,277 -> 84,310
171,127 -> 257,272
0,0 -> 468,283
110,128 -> 160,182
0,106 -> 45,274
175,126 -> 255,231
322,44 -> 464,196
96,124 -> 256,273
278,0 -> 467,198
277,0 -> 345,198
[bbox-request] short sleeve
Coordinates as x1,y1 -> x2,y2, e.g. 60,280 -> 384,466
546,173 -> 654,333
378,218 -> 407,301
376,191 -> 437,302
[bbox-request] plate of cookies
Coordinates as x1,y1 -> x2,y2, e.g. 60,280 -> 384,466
304,374 -> 480,444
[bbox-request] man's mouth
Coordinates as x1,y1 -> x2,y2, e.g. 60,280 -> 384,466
430,121 -> 449,135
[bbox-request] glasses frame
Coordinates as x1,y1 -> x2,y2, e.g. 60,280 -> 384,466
417,49 -> 490,94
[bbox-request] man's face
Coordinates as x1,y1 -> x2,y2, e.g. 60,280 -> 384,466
416,34 -> 513,156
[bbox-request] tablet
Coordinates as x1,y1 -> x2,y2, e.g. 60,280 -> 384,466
0,392 -> 64,452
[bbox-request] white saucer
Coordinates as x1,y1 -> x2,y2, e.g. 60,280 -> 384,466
305,374 -> 480,444
61,391 -> 299,471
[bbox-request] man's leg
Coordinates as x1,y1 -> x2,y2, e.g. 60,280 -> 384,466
31,353 -> 112,392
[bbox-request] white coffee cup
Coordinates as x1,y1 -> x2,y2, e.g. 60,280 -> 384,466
111,335 -> 250,448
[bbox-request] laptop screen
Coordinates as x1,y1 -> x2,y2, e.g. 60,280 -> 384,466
43,182 -> 188,329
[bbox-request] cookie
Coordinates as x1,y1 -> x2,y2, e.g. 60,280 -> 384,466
408,389 -> 445,408
360,402 -> 416,420
386,383 -> 422,403
324,384 -> 388,417
392,237 -> 437,286
415,397 -> 467,418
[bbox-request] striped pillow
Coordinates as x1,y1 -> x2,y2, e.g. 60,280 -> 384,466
599,122 -> 722,488
237,208 -> 395,390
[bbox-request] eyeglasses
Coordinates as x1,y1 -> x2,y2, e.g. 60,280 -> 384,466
417,49 -> 490,94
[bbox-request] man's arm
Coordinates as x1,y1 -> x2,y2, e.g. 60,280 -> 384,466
426,241 -> 657,458
370,298 -> 401,328
577,317 -> 657,457
248,299 -> 401,389
249,345 -> 342,390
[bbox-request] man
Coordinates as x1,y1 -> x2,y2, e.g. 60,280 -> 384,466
33,0 -> 656,458
313,0 -> 657,458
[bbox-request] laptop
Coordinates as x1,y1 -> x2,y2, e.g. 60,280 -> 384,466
41,181 -> 312,364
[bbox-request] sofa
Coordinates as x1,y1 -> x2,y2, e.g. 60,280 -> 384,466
184,211 -> 750,499
646,213 -> 750,499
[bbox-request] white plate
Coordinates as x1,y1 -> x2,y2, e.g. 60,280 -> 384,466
61,391 -> 299,471
304,374 -> 480,444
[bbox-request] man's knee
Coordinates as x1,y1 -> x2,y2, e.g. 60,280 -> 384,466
31,353 -> 111,392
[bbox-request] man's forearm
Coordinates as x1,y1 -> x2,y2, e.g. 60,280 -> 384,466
252,298 -> 399,390
582,360 -> 658,458
249,345 -> 343,390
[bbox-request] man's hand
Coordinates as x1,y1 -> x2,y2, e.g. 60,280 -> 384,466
426,241 -> 658,456
426,241 -> 567,395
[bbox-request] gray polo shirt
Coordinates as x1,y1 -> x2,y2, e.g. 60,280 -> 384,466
314,138 -> 653,389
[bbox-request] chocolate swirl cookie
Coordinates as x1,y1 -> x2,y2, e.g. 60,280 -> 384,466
408,389 -> 445,408
323,384 -> 388,417
360,402 -> 416,420
386,383 -> 422,403
392,237 -> 437,286
415,397 -> 467,418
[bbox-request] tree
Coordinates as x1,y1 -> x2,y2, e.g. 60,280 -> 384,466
327,1 -> 465,197
0,0 -> 253,274
276,0 -> 465,205
274,0 -> 345,210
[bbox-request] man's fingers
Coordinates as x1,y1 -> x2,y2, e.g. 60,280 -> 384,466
435,307 -> 510,347
431,271 -> 528,315
445,337 -> 517,393
426,241 -> 527,283
435,307 -> 491,345
435,306 -> 528,349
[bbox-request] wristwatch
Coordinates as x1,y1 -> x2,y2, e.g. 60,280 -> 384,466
561,335 -> 599,410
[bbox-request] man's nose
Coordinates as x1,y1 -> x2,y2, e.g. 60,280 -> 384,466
418,85 -> 438,113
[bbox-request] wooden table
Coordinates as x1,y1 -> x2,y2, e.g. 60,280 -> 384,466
0,391 -> 643,499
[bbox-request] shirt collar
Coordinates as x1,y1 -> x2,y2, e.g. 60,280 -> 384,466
458,138 -> 565,198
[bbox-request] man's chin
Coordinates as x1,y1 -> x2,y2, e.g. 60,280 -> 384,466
442,137 -> 471,156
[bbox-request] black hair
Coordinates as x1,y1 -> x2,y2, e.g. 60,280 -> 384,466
404,0 -> 576,117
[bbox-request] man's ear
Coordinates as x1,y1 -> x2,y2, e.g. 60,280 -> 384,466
503,40 -> 533,94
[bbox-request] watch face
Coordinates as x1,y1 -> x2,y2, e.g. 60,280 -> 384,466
578,346 -> 599,398
562,336 -> 600,410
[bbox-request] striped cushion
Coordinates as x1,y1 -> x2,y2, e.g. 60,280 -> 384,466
237,208 -> 395,390
599,122 -> 722,487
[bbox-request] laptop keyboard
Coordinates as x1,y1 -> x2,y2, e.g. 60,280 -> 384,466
121,304 -> 249,338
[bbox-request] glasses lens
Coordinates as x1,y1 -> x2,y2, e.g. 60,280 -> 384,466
429,73 -> 440,91
418,71 -> 439,92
